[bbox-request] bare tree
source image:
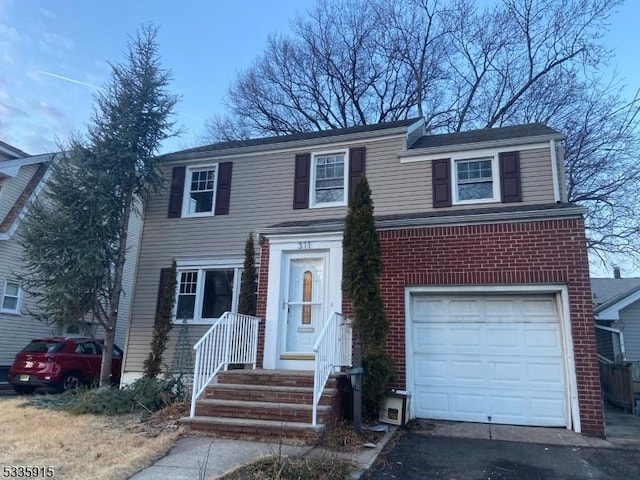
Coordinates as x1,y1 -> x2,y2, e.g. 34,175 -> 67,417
203,0 -> 639,264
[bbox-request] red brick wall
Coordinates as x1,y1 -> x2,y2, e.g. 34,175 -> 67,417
256,239 -> 270,368
378,218 -> 603,436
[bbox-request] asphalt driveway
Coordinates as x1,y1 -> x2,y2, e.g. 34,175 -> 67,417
368,431 -> 640,480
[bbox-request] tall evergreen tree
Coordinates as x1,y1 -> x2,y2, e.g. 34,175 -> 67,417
238,233 -> 257,316
342,176 -> 392,416
20,24 -> 179,386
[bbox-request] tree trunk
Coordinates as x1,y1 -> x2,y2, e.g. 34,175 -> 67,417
99,192 -> 133,387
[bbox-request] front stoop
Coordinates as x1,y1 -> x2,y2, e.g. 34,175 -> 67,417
180,369 -> 347,444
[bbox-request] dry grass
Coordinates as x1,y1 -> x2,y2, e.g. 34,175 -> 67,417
218,455 -> 353,480
322,421 -> 386,452
0,397 -> 181,480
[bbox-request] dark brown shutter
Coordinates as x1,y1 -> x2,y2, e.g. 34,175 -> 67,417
168,166 -> 185,218
156,268 -> 172,322
348,147 -> 366,199
293,153 -> 311,209
432,159 -> 452,208
499,151 -> 522,203
215,162 -> 233,215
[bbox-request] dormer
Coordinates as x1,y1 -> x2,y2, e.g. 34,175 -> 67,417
399,124 -> 566,211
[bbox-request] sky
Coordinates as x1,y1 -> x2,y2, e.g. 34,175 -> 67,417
0,0 -> 638,276
0,0 -> 316,154
0,0 -> 638,156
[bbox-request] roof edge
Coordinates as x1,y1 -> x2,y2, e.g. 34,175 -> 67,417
259,204 -> 587,236
161,119 -> 422,162
402,133 -> 563,158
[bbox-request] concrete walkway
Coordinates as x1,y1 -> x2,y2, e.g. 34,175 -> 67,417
130,428 -> 397,480
129,436 -> 311,480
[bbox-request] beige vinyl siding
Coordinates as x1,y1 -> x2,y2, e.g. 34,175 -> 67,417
0,164 -> 40,223
112,208 -> 143,350
619,302 -> 640,361
124,134 -> 561,375
0,238 -> 60,367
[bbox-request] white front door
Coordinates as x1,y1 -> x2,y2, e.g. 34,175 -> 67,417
263,232 -> 343,370
282,253 -> 328,354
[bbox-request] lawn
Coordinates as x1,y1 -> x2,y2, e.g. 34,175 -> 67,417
0,397 -> 180,480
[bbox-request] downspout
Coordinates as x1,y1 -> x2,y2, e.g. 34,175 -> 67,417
550,139 -> 561,202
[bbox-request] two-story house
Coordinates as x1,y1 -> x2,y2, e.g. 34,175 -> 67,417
0,143 -> 56,380
0,142 -> 137,386
121,119 -> 603,439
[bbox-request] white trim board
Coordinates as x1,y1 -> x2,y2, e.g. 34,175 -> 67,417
595,287 -> 640,321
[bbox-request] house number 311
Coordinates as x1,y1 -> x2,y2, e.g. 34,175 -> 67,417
297,241 -> 311,250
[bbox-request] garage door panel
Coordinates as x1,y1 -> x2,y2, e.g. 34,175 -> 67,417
415,385 -> 567,425
524,326 -> 561,350
410,293 -> 568,427
528,362 -> 565,385
522,298 -> 557,317
415,323 -> 562,356
414,390 -> 450,416
416,355 -> 564,389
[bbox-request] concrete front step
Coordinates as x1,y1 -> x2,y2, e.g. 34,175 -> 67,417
204,383 -> 337,406
195,398 -> 333,424
181,416 -> 325,444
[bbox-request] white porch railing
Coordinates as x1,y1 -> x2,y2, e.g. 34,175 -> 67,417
312,312 -> 352,426
190,311 -> 261,417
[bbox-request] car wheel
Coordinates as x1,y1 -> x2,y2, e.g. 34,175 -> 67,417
13,385 -> 35,395
59,372 -> 83,392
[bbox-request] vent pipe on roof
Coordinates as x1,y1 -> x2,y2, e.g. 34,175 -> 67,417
613,266 -> 621,279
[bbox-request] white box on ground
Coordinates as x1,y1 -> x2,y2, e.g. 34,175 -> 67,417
380,391 -> 411,426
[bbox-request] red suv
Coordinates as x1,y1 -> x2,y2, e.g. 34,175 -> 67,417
8,337 -> 123,394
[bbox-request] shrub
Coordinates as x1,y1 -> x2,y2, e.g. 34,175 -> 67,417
23,376 -> 188,416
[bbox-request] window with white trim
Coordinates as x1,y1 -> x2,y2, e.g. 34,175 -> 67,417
183,164 -> 217,217
453,156 -> 499,204
310,151 -> 348,207
175,267 -> 241,323
1,280 -> 21,314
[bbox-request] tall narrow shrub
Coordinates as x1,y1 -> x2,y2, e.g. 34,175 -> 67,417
238,233 -> 257,316
342,176 -> 393,416
143,260 -> 177,378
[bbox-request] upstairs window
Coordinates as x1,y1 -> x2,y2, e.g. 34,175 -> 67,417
432,151 -> 521,208
311,152 -> 347,207
293,147 -> 365,210
1,280 -> 21,314
168,162 -> 233,218
184,165 -> 217,216
455,158 -> 495,202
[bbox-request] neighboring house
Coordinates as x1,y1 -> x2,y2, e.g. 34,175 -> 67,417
0,142 -> 138,382
592,269 -> 640,378
122,119 -> 603,437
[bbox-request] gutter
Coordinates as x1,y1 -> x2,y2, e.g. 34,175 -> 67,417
258,205 -> 588,236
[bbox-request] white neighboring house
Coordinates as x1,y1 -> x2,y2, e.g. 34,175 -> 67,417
0,141 -> 140,381
592,268 -> 640,381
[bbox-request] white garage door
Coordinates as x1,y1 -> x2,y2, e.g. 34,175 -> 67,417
410,294 -> 568,427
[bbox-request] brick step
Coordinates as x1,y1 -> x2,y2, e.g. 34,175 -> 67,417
204,383 -> 337,406
195,398 -> 333,424
216,370 -> 340,389
180,416 -> 325,444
